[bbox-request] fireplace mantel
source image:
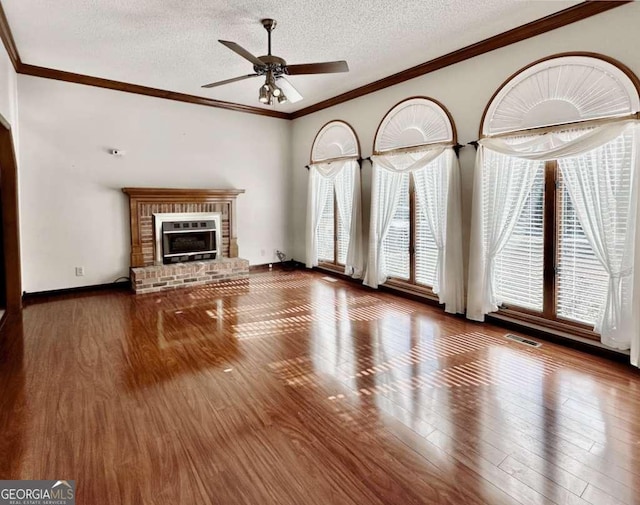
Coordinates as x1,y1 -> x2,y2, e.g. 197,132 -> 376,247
122,187 -> 245,268
122,188 -> 245,200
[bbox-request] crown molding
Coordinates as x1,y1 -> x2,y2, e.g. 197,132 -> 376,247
290,1 -> 631,119
0,1 -> 19,71
0,1 -> 631,121
17,64 -> 290,119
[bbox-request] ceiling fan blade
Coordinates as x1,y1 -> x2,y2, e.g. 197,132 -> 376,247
285,60 -> 349,75
201,74 -> 258,89
219,40 -> 266,67
275,76 -> 303,103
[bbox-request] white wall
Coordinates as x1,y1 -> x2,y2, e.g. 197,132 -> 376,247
18,76 -> 291,292
289,3 -> 640,281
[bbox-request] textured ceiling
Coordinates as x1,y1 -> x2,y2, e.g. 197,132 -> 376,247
3,0 -> 580,113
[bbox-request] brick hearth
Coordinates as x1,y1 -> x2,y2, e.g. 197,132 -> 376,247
131,257 -> 249,294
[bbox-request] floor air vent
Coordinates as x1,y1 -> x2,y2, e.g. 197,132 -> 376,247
505,333 -> 542,348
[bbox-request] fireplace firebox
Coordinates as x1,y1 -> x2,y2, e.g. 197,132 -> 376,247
162,220 -> 218,264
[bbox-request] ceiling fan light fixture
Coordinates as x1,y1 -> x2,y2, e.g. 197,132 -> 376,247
264,71 -> 281,98
277,93 -> 288,104
259,86 -> 270,103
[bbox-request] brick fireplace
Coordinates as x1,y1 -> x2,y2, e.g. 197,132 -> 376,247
122,188 -> 249,294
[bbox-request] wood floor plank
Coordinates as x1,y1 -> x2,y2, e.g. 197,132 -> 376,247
498,456 -> 590,505
506,448 -> 589,496
581,484 -> 628,505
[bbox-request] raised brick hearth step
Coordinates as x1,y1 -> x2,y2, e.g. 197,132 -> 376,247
131,257 -> 249,294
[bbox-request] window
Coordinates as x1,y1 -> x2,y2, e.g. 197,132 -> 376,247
470,53 -> 640,340
556,168 -> 609,324
316,166 -> 357,266
307,121 -> 363,276
491,146 -> 632,329
380,159 -> 446,289
316,179 -> 335,263
382,173 -> 410,280
367,97 -> 465,316
415,193 -> 439,288
336,167 -> 354,265
492,159 -> 545,312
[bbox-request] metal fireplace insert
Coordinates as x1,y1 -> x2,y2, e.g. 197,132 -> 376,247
161,220 -> 217,264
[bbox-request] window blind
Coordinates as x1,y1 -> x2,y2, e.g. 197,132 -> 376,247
336,214 -> 348,265
317,180 -> 335,263
336,169 -> 354,265
556,179 -> 608,324
493,163 -> 545,311
415,197 -> 438,288
556,131 -> 633,326
382,173 -> 410,280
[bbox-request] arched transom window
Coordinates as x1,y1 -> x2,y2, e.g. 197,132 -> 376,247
375,97 -> 455,153
482,54 -> 640,136
311,120 -> 359,162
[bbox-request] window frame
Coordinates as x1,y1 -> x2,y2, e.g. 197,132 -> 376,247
480,52 -> 640,341
383,175 -> 440,297
310,120 -> 361,273
373,97 -> 458,299
497,160 -> 598,340
318,194 -> 344,271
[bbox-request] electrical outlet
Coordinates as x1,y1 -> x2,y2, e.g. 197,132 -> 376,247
75,266 -> 84,276
260,249 -> 266,257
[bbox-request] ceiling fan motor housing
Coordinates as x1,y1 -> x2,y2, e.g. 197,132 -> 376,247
254,55 -> 287,77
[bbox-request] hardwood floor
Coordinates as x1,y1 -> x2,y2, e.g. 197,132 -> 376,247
1,269 -> 640,504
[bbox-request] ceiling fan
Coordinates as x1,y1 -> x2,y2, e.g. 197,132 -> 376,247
202,19 -> 349,105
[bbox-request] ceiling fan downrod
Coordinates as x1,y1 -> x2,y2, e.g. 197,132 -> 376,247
261,19 -> 276,56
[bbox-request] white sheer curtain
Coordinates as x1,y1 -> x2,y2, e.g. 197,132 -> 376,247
467,121 -> 640,362
633,163 -> 640,366
558,129 -> 636,350
334,161 -> 364,277
364,147 -> 464,314
481,120 -> 633,160
305,159 -> 364,277
305,164 -> 334,268
363,165 -> 404,287
467,148 -> 542,320
413,158 -> 447,292
412,150 -> 464,313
